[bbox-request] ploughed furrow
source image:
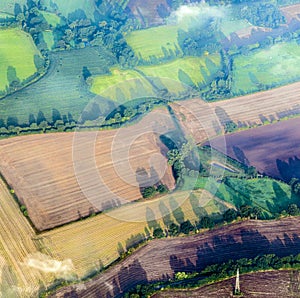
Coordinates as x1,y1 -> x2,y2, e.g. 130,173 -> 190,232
52,217 -> 300,297
153,270 -> 300,297
0,179 -> 51,297
0,108 -> 176,231
171,81 -> 300,144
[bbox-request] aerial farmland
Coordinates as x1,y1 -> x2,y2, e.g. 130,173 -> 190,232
1,0 -> 300,297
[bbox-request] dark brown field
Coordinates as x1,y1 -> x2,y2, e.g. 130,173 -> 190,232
127,0 -> 170,27
208,117 -> 300,182
0,108 -> 175,231
153,270 -> 300,297
51,217 -> 300,297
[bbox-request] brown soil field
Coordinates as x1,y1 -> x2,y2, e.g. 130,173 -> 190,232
51,217 -> 300,297
171,81 -> 300,144
208,117 -> 300,182
127,0 -> 170,27
0,108 -> 175,231
153,270 -> 300,297
281,4 -> 300,23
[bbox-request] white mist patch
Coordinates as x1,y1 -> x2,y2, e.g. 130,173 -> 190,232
23,253 -> 74,277
169,3 -> 228,26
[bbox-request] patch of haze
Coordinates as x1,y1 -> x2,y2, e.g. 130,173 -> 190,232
167,3 -> 229,28
23,253 -> 75,280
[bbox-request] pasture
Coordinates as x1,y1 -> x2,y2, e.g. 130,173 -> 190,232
220,19 -> 252,37
0,28 -> 42,92
196,177 -> 296,219
40,11 -> 61,27
209,117 -> 300,182
0,0 -> 96,19
138,55 -> 221,90
90,68 -> 156,101
0,47 -> 115,125
232,41 -> 300,95
126,25 -> 182,61
90,55 -> 222,100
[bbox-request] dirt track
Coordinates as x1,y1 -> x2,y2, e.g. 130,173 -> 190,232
153,270 -> 300,297
51,217 -> 300,297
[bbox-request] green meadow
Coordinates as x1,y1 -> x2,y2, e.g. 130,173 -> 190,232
220,19 -> 252,37
138,55 -> 221,88
232,41 -> 300,94
196,177 -> 297,219
90,68 -> 156,101
90,54 -> 222,100
0,28 -> 42,92
41,11 -> 61,27
126,25 -> 182,61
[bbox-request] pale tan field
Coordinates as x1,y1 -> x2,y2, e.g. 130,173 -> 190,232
42,188 -> 230,278
0,108 -> 175,231
171,81 -> 300,144
280,3 -> 300,23
0,178 -> 52,297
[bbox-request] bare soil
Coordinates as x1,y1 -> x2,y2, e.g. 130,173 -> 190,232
0,108 -> 175,231
51,217 -> 300,297
171,81 -> 300,144
208,117 -> 300,182
153,270 -> 300,297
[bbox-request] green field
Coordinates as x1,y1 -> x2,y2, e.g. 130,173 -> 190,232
0,0 -> 26,14
90,55 -> 221,101
220,19 -> 252,37
90,68 -> 156,101
126,25 -> 182,61
196,177 -> 297,219
138,55 -> 221,90
0,0 -> 95,19
42,31 -> 55,50
0,28 -> 42,92
0,47 -> 116,125
232,41 -> 300,95
41,11 -> 61,27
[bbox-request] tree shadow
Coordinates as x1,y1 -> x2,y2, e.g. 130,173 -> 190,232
232,146 -> 250,166
159,201 -> 173,226
276,156 -> 300,182
189,193 -> 208,219
146,207 -> 160,231
169,197 -> 185,224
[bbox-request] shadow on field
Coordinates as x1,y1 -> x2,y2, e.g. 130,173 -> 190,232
276,156 -> 300,182
55,222 -> 300,298
169,230 -> 300,275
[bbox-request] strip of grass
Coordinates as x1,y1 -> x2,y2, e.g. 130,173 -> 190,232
0,28 -> 42,91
